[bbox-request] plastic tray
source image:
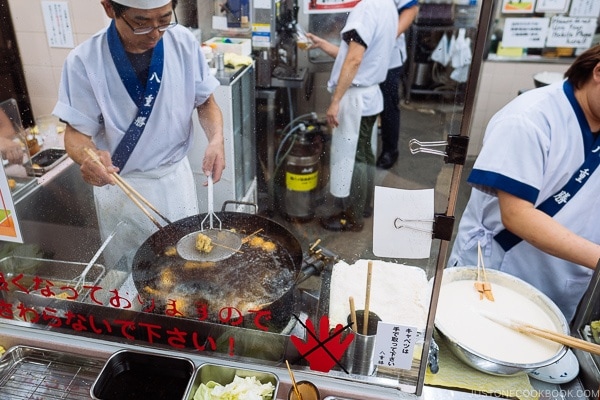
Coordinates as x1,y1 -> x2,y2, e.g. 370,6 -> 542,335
26,148 -> 68,177
91,349 -> 195,400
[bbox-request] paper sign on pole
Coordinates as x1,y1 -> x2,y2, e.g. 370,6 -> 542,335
0,167 -> 23,243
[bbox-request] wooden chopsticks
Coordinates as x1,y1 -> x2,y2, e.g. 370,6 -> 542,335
241,228 -> 263,244
475,241 -> 494,301
481,312 -> 600,356
518,323 -> 600,356
363,260 -> 373,335
349,296 -> 358,333
83,148 -> 171,229
286,360 -> 303,400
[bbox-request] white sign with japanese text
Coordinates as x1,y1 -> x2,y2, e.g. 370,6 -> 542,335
535,0 -> 569,13
569,0 -> 600,17
41,1 -> 74,48
373,322 -> 417,370
502,17 -> 550,48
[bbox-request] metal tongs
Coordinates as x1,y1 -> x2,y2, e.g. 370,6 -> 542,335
475,241 -> 494,301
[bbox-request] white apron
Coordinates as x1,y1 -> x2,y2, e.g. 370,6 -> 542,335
94,157 -> 199,268
330,85 -> 381,198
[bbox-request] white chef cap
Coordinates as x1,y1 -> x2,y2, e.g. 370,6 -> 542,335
113,0 -> 171,9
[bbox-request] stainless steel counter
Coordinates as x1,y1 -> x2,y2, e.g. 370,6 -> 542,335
0,318 -> 592,400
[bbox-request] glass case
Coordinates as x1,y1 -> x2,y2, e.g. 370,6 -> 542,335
0,1 -> 502,399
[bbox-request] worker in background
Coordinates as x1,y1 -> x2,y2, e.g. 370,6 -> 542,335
449,45 -> 600,322
53,0 -> 225,266
306,0 -> 398,232
375,1 -> 419,171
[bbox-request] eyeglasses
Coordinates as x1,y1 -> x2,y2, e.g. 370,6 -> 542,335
121,12 -> 178,35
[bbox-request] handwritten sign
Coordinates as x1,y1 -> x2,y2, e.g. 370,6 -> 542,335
374,322 -> 417,370
502,17 -> 550,48
569,0 -> 600,17
546,16 -> 597,48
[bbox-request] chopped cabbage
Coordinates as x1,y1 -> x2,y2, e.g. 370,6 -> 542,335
193,375 -> 275,400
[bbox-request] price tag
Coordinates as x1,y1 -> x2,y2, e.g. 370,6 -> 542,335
373,322 -> 417,370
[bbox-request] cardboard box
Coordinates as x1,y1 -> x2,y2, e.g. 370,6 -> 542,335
204,37 -> 252,56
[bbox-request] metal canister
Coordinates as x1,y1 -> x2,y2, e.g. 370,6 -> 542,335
282,129 -> 323,222
215,52 -> 225,71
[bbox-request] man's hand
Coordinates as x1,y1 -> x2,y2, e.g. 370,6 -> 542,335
326,99 -> 341,128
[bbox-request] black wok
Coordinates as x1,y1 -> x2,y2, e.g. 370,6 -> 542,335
131,211 -> 303,328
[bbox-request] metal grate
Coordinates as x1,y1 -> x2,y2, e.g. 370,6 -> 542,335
0,346 -> 103,399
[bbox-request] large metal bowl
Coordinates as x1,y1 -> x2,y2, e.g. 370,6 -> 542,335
435,267 -> 569,376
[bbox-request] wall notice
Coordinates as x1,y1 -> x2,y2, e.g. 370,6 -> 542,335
569,0 -> 600,17
502,17 -> 550,48
535,0 -> 569,13
546,16 -> 596,48
502,0 -> 536,14
41,1 -> 74,48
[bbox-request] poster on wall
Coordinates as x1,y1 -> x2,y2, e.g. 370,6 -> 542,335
546,16 -> 596,48
502,17 -> 550,48
569,0 -> 600,17
502,0 -> 536,14
535,0 -> 569,13
41,1 -> 74,48
0,167 -> 23,243
303,0 -> 361,14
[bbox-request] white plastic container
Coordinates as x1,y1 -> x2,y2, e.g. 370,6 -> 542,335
204,37 -> 251,56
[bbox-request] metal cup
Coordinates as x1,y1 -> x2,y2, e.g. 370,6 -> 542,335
287,380 -> 320,400
215,52 -> 225,71
341,310 -> 381,375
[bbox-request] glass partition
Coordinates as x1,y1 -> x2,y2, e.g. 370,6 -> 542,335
0,0 -> 499,397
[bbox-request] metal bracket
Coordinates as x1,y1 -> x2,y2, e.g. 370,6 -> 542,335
432,214 -> 455,241
392,214 -> 455,241
409,135 -> 470,165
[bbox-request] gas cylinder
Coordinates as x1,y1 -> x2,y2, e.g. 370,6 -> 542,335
282,128 -> 323,222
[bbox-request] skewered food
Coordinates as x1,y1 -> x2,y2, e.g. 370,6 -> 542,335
249,236 -> 264,247
183,261 -> 215,269
261,241 -> 276,253
164,246 -> 178,257
195,233 -> 214,253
